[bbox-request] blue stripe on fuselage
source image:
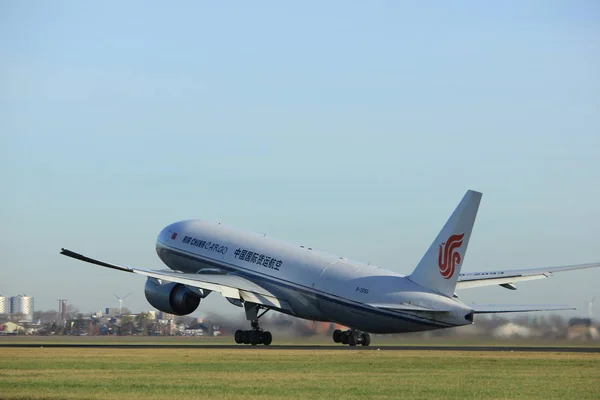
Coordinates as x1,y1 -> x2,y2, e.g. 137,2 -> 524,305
156,240 -> 456,329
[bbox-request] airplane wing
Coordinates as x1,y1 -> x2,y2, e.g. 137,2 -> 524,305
469,304 -> 575,314
456,262 -> 600,290
60,248 -> 294,313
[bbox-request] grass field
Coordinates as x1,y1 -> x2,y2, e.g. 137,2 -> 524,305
0,346 -> 598,400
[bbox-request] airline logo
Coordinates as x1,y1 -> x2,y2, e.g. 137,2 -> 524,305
438,233 -> 464,279
171,232 -> 178,240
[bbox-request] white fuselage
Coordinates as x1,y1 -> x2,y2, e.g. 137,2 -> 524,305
155,220 -> 473,333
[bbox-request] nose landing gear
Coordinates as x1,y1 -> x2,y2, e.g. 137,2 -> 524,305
333,329 -> 371,346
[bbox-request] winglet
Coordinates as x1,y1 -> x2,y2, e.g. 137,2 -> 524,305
60,248 -> 134,272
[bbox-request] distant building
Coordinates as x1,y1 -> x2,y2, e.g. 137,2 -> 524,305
159,312 -> 175,320
9,295 -> 34,322
0,295 -> 9,315
58,299 -> 68,325
105,308 -> 120,317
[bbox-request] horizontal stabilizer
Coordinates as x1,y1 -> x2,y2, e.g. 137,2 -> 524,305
470,304 -> 575,314
457,262 -> 600,290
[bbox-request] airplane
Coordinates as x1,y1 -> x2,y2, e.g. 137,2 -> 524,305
60,190 -> 600,346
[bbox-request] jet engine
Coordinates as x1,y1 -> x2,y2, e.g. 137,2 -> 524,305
144,278 -> 201,316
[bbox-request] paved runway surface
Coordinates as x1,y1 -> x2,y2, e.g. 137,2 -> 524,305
1,344 -> 598,352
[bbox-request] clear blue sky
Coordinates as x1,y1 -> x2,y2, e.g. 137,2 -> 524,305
1,2 -> 599,319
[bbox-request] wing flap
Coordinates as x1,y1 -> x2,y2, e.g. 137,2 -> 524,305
60,248 -> 293,312
239,291 -> 290,310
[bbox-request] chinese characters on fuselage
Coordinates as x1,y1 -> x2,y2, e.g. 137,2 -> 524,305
182,235 -> 228,254
234,248 -> 283,271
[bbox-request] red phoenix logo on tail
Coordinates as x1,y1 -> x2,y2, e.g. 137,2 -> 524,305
438,233 -> 464,279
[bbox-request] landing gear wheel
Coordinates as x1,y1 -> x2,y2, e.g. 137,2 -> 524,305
332,329 -> 342,343
234,330 -> 244,344
242,330 -> 251,344
341,331 -> 349,345
348,331 -> 358,347
250,330 -> 261,346
261,331 -> 272,346
361,332 -> 371,346
336,329 -> 371,346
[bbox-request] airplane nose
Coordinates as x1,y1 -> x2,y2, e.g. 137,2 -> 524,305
157,223 -> 180,244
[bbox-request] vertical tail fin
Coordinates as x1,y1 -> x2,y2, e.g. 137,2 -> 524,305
408,190 -> 482,297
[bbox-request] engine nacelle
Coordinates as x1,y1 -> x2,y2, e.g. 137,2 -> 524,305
144,278 -> 201,316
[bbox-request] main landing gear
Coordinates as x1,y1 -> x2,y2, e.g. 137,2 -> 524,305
332,329 -> 371,346
234,319 -> 272,346
234,302 -> 272,346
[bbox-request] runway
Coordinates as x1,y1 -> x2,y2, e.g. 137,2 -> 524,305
1,343 -> 598,352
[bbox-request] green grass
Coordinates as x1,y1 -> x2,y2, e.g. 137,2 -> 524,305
0,348 -> 598,399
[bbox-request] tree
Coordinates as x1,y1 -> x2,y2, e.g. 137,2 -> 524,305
51,321 -> 64,335
87,320 -> 99,336
134,312 -> 151,335
8,313 -> 25,322
119,316 -> 134,335
66,305 -> 80,320
34,310 -> 60,324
